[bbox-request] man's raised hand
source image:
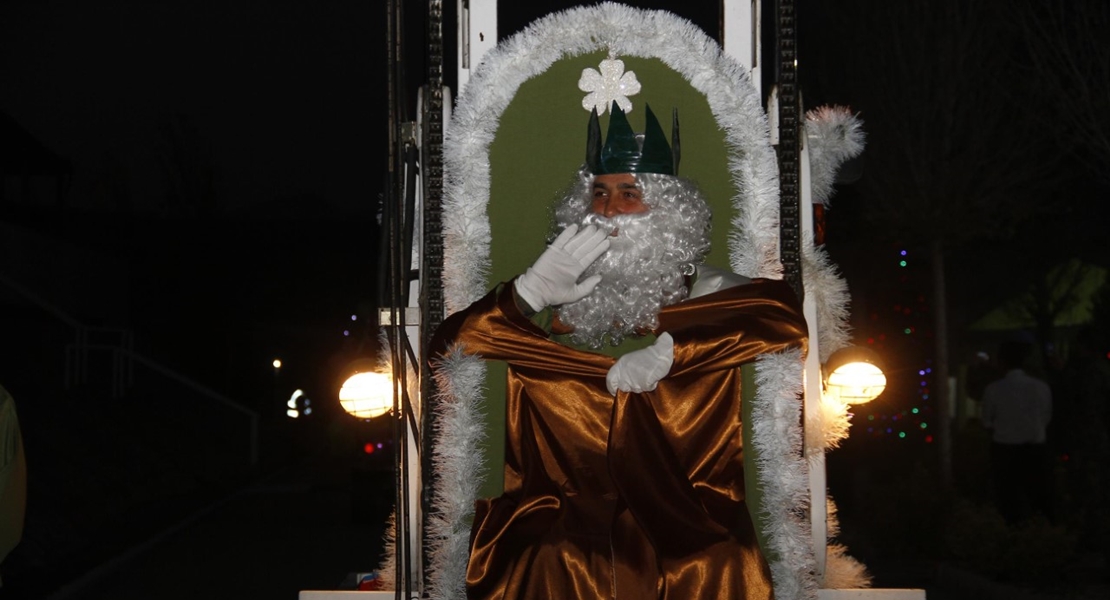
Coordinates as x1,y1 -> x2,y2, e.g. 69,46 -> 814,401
515,224 -> 610,312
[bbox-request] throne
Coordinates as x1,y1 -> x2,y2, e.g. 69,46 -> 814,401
310,3 -> 924,600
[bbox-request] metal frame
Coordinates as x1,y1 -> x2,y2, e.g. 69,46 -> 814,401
381,0 -> 839,595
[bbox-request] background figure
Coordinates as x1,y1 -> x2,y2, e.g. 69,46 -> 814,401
0,384 -> 27,582
981,340 -> 1054,525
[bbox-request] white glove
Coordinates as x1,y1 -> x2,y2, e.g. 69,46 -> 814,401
515,224 -> 611,312
606,332 -> 674,395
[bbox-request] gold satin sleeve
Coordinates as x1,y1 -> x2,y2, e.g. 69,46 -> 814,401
662,277 -> 808,377
431,280 -> 614,377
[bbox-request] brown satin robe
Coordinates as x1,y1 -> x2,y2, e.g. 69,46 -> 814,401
431,278 -> 807,600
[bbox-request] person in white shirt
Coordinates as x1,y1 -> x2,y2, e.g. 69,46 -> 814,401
981,340 -> 1054,524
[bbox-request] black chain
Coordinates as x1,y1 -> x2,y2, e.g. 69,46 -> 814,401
776,0 -> 803,302
419,0 -> 445,592
422,1 -> 445,343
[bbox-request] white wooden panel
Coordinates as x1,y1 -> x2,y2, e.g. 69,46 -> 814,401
722,0 -> 761,96
457,0 -> 498,96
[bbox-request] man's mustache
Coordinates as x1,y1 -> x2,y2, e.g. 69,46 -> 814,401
580,212 -> 649,238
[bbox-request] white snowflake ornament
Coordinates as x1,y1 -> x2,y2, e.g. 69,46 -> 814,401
579,58 -> 641,115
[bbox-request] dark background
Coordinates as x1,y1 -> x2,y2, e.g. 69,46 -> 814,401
2,0 -> 1108,598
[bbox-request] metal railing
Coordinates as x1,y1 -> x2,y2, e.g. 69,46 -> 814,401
2,270 -> 259,466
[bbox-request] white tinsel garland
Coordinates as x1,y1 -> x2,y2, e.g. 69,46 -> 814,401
805,105 -> 866,208
443,2 -> 782,318
425,4 -> 865,599
751,349 -> 817,600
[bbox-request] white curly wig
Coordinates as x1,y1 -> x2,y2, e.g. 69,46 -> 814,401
553,169 -> 712,347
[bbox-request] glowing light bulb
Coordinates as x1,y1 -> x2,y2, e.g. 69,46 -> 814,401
339,371 -> 394,419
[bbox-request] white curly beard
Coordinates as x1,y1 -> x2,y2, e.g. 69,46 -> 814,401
554,173 -> 712,348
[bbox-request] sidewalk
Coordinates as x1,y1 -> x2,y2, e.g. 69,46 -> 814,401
5,428 -> 1104,600
21,451 -> 395,600
932,561 -> 1109,600
867,557 -> 1108,600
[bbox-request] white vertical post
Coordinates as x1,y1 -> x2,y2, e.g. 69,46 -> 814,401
402,325 -> 422,598
729,0 -> 826,582
799,131 -> 828,584
722,0 -> 761,96
457,0 -> 498,96
405,145 -> 424,596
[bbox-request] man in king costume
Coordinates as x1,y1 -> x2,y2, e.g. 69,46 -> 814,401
431,102 -> 808,600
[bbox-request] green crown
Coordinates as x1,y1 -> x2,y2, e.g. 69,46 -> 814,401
586,102 -> 680,176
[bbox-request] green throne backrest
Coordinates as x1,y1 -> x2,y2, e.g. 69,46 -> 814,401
480,51 -> 741,502
488,52 -> 734,283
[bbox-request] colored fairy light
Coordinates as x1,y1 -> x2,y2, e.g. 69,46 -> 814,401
920,422 -> 928,429
904,328 -> 912,334
899,260 -> 907,267
922,394 -> 929,400
925,435 -> 934,443
343,330 -> 350,336
898,432 -> 906,439
918,370 -> 925,376
912,408 -> 919,414
351,314 -> 358,321
900,250 -> 907,256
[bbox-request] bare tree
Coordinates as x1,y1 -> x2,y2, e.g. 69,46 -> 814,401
815,0 -> 1066,488
151,112 -> 217,217
1011,0 -> 1110,187
1028,260 -> 1105,360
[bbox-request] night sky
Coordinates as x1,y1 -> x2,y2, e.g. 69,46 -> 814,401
2,1 -> 382,212
0,0 -> 734,404
2,0 -> 395,408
